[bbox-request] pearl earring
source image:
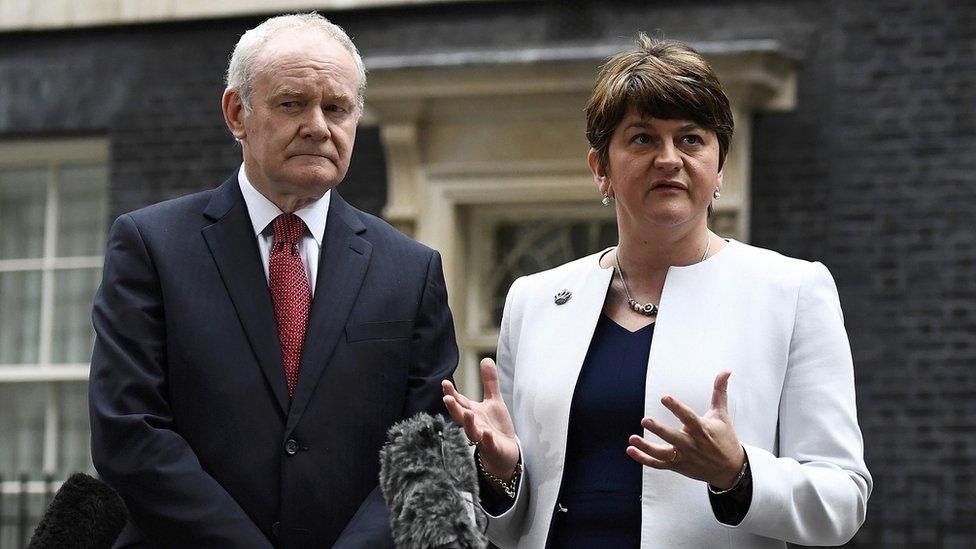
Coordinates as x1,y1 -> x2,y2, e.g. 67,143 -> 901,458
713,188 -> 721,199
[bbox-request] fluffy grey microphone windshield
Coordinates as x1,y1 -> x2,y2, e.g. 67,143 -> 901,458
380,412 -> 487,549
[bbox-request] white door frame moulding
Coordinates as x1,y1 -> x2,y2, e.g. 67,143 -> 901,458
363,41 -> 797,392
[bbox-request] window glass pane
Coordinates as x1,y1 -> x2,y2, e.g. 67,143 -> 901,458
51,269 -> 100,364
0,383 -> 46,478
0,271 -> 42,365
0,488 -> 49,548
56,165 -> 108,257
489,219 -> 617,326
0,168 -> 47,260
57,382 -> 93,477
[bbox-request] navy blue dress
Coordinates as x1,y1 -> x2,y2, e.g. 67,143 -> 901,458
546,313 -> 653,548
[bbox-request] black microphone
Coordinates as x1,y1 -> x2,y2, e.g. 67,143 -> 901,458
27,472 -> 127,549
379,413 -> 487,549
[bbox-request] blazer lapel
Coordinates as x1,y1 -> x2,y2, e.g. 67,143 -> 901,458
201,175 -> 290,415
544,256 -> 615,428
511,252 -> 613,535
286,193 -> 372,434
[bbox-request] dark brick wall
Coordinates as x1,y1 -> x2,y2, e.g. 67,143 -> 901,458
1,0 -> 973,546
750,1 -> 976,546
0,20 -> 387,219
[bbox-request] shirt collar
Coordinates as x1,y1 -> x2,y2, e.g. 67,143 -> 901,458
238,163 -> 330,246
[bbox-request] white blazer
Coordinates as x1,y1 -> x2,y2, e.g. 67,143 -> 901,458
483,240 -> 872,548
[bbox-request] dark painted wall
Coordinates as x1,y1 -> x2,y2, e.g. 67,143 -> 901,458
1,0 -> 973,545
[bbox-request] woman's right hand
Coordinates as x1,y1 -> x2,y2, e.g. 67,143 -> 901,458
442,358 -> 521,481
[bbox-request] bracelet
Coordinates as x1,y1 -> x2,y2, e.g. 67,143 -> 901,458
707,458 -> 749,495
476,449 -> 522,499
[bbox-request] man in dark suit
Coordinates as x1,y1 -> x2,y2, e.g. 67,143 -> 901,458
89,13 -> 458,548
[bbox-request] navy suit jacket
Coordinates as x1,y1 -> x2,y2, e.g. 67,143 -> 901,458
89,172 -> 458,548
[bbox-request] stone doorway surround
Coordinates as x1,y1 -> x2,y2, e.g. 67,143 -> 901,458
363,41 -> 796,392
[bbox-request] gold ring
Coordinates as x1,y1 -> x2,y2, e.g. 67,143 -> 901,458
670,448 -> 680,463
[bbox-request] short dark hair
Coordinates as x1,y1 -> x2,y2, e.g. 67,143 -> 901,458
585,34 -> 734,172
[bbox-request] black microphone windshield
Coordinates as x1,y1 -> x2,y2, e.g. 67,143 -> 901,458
27,472 -> 127,549
380,412 -> 487,549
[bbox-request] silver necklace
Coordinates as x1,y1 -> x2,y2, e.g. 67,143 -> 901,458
614,235 -> 711,317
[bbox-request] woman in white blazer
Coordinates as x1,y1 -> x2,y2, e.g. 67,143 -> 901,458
443,34 -> 871,548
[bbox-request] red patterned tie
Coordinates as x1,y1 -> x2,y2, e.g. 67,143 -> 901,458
269,213 -> 310,398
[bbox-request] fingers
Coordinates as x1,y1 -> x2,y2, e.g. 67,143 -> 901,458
661,395 -> 703,433
461,408 -> 484,445
442,380 -> 478,429
481,428 -> 495,449
441,379 -> 475,409
442,391 -> 486,444
441,378 -> 456,399
626,441 -> 672,470
441,394 -> 468,428
641,417 -> 691,448
480,429 -> 505,461
479,358 -> 502,400
628,434 -> 672,459
710,370 -> 732,412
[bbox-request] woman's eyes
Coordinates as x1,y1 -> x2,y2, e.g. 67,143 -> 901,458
630,134 -> 703,146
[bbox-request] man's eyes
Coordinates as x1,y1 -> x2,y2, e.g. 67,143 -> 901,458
279,101 -> 348,114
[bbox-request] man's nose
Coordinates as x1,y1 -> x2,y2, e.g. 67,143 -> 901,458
301,108 -> 332,140
654,142 -> 681,172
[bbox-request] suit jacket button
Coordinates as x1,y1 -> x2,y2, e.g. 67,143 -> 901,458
272,521 -> 280,538
285,439 -> 299,455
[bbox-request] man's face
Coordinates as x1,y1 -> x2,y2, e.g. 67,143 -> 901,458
229,32 -> 361,205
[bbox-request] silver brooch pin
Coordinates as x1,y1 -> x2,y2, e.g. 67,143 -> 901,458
554,289 -> 572,305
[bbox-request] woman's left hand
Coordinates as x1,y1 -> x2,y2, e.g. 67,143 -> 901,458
627,370 -> 746,490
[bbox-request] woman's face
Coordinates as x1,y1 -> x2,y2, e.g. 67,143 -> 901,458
590,106 -> 723,232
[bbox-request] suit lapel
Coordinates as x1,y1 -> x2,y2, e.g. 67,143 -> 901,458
201,175 -> 290,415
286,193 -> 372,434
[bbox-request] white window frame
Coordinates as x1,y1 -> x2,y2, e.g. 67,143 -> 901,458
464,203 -> 617,353
0,138 -> 108,487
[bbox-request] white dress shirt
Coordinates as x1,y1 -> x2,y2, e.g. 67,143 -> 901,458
238,165 -> 330,295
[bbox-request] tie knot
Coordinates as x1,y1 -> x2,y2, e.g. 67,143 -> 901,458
272,213 -> 306,246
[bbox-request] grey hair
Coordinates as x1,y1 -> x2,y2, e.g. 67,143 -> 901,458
225,13 -> 367,114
